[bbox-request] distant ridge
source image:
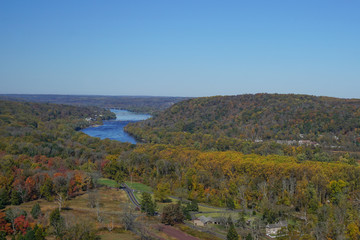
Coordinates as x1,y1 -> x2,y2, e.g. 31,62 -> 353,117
0,94 -> 190,114
126,93 -> 360,154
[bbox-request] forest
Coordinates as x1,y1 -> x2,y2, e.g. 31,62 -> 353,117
126,94 -> 360,160
0,100 -> 134,207
1,95 -> 360,239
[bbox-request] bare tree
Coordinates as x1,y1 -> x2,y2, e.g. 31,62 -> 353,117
56,192 -> 66,211
237,185 -> 248,209
95,201 -> 103,223
258,181 -> 268,200
251,218 -> 263,240
138,221 -> 153,240
106,217 -> 114,232
63,214 -> 99,240
16,183 -> 28,203
88,190 -> 100,208
89,171 -> 101,189
120,203 -> 137,231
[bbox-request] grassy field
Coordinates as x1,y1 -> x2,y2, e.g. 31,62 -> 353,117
7,187 -> 139,240
97,178 -> 119,188
198,204 -> 223,213
6,180 -> 232,240
99,231 -> 139,240
194,211 -> 239,219
125,181 -> 153,192
133,191 -> 142,203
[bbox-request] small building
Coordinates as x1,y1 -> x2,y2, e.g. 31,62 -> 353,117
266,221 -> 288,238
212,217 -> 221,225
193,219 -> 205,227
193,216 -> 215,227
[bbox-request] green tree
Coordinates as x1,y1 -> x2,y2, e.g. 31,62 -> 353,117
50,208 -> 65,239
0,231 -> 6,240
34,225 -> 46,240
23,228 -> 35,240
245,233 -> 253,240
103,159 -> 127,182
40,178 -> 54,201
31,203 -> 41,219
16,225 -> 45,240
237,211 -> 246,228
227,218 -> 239,240
10,190 -> 21,205
186,200 -> 199,212
114,172 -> 125,186
140,192 -> 156,216
0,188 -> 9,209
226,197 -> 235,210
305,184 -> 319,213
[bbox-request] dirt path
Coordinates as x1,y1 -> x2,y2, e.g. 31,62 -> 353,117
156,224 -> 200,240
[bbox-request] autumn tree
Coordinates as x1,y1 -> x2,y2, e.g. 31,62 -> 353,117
0,212 -> 12,235
5,208 -> 27,235
347,222 -> 360,240
14,215 -> 29,235
17,225 -> 46,240
154,182 -> 170,202
161,203 -> 184,225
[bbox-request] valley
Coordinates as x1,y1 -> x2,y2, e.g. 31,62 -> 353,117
1,94 -> 360,239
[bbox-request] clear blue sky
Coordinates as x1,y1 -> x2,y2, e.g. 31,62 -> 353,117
1,1 -> 359,98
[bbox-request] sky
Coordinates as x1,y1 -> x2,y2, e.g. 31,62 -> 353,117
0,1 -> 359,98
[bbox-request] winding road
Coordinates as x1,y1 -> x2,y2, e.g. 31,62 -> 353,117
121,183 -> 141,208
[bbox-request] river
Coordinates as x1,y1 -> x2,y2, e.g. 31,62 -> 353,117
81,109 -> 151,144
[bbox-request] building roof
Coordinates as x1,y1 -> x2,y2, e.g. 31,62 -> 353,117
198,216 -> 214,224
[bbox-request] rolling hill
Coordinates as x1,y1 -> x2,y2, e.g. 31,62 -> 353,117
126,94 -> 360,157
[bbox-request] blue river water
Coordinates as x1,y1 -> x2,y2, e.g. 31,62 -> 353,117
81,109 -> 151,144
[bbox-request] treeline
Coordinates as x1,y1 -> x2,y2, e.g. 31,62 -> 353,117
0,94 -> 189,114
126,93 -> 360,158
0,100 -> 134,210
103,144 -> 360,239
105,144 -> 360,209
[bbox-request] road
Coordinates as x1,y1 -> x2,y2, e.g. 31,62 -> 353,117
121,183 -> 141,208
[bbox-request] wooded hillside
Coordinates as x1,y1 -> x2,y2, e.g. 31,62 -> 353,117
126,94 -> 360,156
1,99 -> 360,239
